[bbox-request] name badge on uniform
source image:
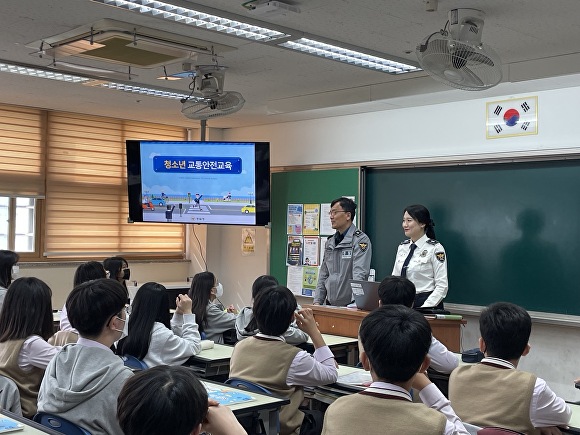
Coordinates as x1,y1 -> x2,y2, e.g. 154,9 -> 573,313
342,249 -> 352,259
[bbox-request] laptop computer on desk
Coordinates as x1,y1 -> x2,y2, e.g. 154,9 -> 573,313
349,280 -> 380,312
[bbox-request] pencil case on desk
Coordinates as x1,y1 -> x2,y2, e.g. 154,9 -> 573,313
461,348 -> 484,363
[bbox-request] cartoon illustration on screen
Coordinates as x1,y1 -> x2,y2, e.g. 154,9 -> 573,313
138,142 -> 258,225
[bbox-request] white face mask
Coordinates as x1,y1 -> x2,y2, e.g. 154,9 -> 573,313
215,282 -> 224,298
11,265 -> 19,279
114,313 -> 129,340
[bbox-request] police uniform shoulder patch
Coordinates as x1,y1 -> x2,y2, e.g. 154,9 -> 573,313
358,242 -> 368,252
353,229 -> 362,237
435,251 -> 446,263
400,239 -> 411,245
427,239 -> 439,245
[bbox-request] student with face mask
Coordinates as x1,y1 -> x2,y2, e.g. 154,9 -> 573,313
0,249 -> 19,312
103,256 -> 130,291
189,271 -> 238,344
38,278 -> 134,435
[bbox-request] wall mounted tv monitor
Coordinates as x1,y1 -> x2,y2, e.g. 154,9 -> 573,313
127,140 -> 270,226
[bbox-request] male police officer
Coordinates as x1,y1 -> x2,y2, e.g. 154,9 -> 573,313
314,197 -> 372,306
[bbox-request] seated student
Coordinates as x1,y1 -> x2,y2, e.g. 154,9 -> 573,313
59,260 -> 108,333
38,278 -> 134,435
104,256 -> 130,291
0,277 -> 59,418
236,275 -> 308,345
0,249 -> 19,312
378,275 -> 458,373
449,302 -> 571,434
189,271 -> 238,344
116,282 -> 202,366
229,285 -> 338,435
322,305 -> 468,435
117,365 -> 247,435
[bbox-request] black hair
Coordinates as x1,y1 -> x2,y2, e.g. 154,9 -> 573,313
254,285 -> 296,336
331,197 -> 357,221
103,256 -> 129,288
359,305 -> 431,382
0,277 -> 54,342
245,275 -> 279,333
378,275 -> 416,308
117,282 -> 170,359
0,250 -> 19,289
189,271 -> 215,333
73,261 -> 107,286
117,365 -> 208,435
479,302 -> 531,360
66,278 -> 127,338
404,204 -> 436,239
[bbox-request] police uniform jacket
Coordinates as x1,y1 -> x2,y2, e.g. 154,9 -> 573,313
392,233 -> 448,308
315,224 -> 372,306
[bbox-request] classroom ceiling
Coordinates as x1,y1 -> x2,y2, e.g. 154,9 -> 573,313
2,0 -> 580,129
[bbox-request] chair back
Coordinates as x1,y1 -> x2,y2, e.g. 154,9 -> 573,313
121,354 -> 148,371
477,427 -> 525,435
0,375 -> 22,416
225,377 -> 273,395
33,412 -> 91,435
225,378 -> 276,434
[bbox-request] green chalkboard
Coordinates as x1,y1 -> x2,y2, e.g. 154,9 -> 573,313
270,168 -> 360,286
364,159 -> 580,316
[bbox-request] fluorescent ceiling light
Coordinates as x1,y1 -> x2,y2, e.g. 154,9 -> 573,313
0,63 -> 91,83
279,38 -> 420,74
0,61 -> 190,100
96,81 -> 190,99
90,0 -> 290,42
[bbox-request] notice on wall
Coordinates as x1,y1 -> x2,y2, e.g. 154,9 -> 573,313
286,265 -> 303,296
287,204 -> 303,235
286,236 -> 303,266
302,204 -> 320,235
241,228 -> 255,256
303,236 -> 320,266
320,203 -> 333,235
301,266 -> 319,297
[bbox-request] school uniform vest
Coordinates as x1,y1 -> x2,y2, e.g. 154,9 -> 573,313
322,391 -> 447,435
449,363 -> 538,434
0,338 -> 45,417
229,337 -> 303,435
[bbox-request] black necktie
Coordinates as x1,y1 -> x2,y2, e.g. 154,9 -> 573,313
401,243 -> 417,277
334,231 -> 344,245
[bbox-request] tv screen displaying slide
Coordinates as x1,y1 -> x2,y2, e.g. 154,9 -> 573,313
126,140 -> 270,226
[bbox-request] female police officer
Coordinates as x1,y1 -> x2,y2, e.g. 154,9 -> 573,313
392,204 -> 448,309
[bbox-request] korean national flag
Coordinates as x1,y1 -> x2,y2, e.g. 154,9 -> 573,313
486,96 -> 538,139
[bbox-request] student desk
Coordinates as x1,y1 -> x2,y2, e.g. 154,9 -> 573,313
565,403 -> 580,434
186,334 -> 358,378
186,343 -> 234,378
201,379 -> 289,435
304,304 -> 466,353
309,333 -> 359,365
0,410 -> 61,434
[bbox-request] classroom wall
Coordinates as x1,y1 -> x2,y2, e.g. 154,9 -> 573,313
203,80 -> 580,401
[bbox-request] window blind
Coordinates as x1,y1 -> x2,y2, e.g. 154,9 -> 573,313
0,104 -> 45,197
44,112 -> 186,258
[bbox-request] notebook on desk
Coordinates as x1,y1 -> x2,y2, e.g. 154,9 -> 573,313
349,280 -> 380,312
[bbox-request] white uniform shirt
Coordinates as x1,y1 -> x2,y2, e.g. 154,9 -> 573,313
392,233 -> 448,308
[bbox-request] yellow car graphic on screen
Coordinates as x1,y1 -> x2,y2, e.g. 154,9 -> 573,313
241,205 -> 255,214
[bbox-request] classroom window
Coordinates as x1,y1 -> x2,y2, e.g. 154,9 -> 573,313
0,103 -> 186,260
0,196 -> 38,253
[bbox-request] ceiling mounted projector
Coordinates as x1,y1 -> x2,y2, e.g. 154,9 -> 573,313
247,1 -> 300,16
